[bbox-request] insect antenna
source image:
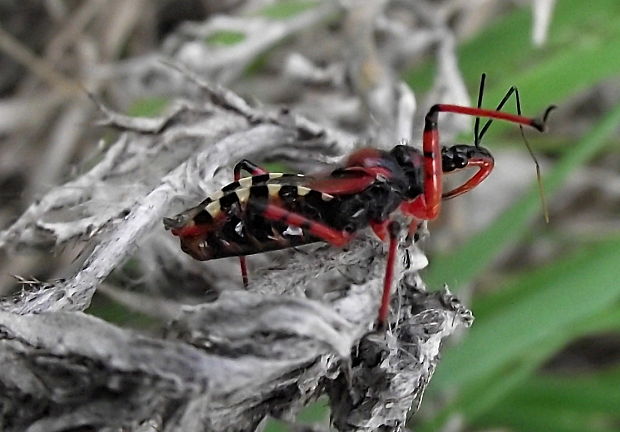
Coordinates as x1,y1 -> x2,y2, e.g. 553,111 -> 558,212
474,73 -> 486,147
477,84 -> 552,223
515,87 -> 550,223
477,86 -> 516,141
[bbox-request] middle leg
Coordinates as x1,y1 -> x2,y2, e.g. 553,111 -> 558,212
233,159 -> 268,287
376,220 -> 401,330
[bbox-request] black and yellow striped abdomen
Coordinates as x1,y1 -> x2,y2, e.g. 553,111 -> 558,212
165,173 -> 338,261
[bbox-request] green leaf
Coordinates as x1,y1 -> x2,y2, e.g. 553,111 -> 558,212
126,97 -> 169,118
206,30 -> 246,46
87,293 -> 158,328
258,0 -> 319,20
263,399 -> 328,431
297,398 -> 329,423
263,419 -> 288,432
263,162 -> 291,173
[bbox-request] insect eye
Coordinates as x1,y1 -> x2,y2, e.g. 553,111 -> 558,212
456,155 -> 468,168
442,159 -> 455,171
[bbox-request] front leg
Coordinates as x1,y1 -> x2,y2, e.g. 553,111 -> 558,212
402,99 -> 552,221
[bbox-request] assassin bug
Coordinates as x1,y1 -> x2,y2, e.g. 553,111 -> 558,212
164,74 -> 554,328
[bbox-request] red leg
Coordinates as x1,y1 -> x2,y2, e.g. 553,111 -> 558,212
431,104 -> 549,131
257,204 -> 398,328
233,159 -> 267,288
253,202 -> 352,247
377,221 -> 400,329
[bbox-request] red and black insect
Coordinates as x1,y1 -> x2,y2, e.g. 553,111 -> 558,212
164,75 -> 554,328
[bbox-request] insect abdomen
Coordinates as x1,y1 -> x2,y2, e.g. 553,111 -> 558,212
170,176 -> 336,261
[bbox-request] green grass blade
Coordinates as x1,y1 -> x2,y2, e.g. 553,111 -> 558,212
418,295 -> 620,431
417,329 -> 567,432
478,404 -> 616,432
474,367 -> 620,431
432,237 -> 620,389
504,367 -> 620,416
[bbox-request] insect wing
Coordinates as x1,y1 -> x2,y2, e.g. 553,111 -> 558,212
306,170 -> 377,195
